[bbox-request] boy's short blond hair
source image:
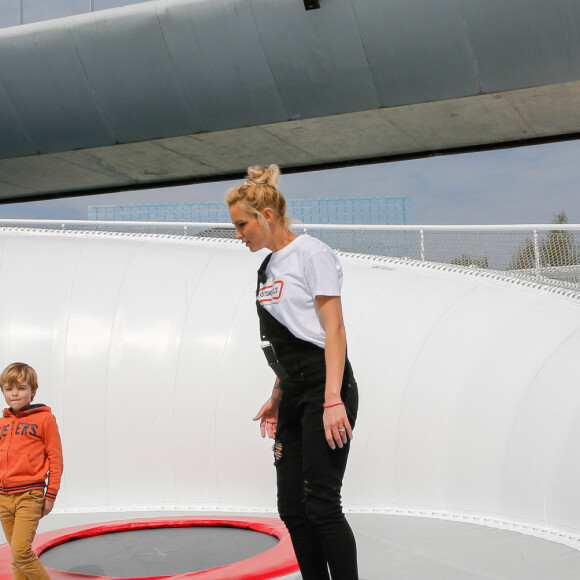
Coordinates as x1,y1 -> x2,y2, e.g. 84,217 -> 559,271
0,362 -> 39,395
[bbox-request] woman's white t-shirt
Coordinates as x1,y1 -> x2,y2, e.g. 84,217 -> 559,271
257,234 -> 342,349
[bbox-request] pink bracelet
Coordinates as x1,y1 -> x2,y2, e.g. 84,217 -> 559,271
323,402 -> 345,408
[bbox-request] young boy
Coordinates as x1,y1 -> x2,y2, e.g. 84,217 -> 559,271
0,363 -> 63,580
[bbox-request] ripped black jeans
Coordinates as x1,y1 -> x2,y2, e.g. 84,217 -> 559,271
275,366 -> 359,580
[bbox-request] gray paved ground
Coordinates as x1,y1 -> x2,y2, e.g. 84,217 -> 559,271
30,511 -> 580,579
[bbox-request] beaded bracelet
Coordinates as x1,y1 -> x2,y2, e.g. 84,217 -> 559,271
323,402 -> 345,408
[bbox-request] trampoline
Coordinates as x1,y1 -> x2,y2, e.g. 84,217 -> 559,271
0,516 -> 298,580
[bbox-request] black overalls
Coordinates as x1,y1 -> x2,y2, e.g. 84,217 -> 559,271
256,253 -> 359,580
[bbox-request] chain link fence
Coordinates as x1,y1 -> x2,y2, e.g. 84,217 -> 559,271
298,224 -> 580,293
2,220 -> 580,293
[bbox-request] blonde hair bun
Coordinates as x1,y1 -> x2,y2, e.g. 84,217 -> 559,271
247,164 -> 280,189
226,164 -> 291,230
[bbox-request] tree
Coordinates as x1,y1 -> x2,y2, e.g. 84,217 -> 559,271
451,254 -> 489,268
508,212 -> 580,270
542,212 -> 580,267
508,238 -> 536,270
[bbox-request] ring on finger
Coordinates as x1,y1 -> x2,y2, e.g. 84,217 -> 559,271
338,428 -> 346,432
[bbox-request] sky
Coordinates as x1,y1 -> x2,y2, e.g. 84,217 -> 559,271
1,138 -> 579,225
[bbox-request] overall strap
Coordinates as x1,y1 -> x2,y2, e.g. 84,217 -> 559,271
256,252 -> 273,296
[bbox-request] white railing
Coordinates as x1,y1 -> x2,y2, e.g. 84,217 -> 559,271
2,220 -> 580,292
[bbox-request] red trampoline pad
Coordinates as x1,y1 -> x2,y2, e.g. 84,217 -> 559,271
0,516 -> 298,580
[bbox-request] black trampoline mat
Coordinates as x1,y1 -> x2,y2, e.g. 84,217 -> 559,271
39,526 -> 279,577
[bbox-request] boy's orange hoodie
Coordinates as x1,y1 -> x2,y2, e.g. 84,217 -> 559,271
0,404 -> 63,501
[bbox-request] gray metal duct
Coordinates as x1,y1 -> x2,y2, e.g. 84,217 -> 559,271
1,0 -> 580,201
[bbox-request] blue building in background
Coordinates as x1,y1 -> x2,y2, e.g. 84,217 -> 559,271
88,197 -> 413,225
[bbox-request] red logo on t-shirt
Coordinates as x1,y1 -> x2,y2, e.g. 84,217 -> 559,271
258,281 -> 284,303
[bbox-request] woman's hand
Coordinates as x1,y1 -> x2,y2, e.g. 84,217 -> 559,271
253,395 -> 280,439
323,404 -> 353,449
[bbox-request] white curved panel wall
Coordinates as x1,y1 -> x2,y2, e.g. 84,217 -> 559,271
1,229 -> 579,543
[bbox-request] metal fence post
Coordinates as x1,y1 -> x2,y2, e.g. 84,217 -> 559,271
533,229 -> 541,272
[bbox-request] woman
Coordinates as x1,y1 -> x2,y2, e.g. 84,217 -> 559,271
227,165 -> 359,580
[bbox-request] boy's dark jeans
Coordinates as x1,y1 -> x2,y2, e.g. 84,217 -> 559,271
275,369 -> 359,580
